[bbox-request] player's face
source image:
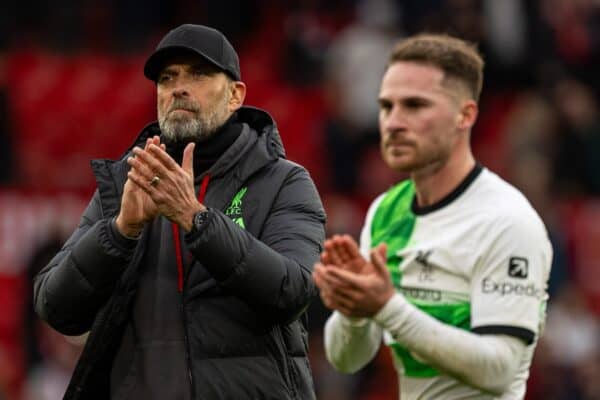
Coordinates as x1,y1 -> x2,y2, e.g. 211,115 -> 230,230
378,61 -> 465,174
156,54 -> 233,143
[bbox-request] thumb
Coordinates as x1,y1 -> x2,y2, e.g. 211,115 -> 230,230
182,142 -> 195,176
370,243 -> 388,277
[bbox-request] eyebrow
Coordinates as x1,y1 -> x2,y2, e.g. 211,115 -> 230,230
378,95 -> 432,104
159,62 -> 217,75
158,67 -> 178,76
188,62 -> 220,72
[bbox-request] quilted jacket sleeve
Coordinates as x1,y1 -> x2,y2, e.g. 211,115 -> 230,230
185,165 -> 326,324
33,190 -> 136,335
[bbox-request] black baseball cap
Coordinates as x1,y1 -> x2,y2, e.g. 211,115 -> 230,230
144,24 -> 241,82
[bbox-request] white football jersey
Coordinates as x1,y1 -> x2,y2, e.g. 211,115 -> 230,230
359,165 -> 552,399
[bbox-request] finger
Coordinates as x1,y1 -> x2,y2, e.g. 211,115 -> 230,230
320,250 -> 332,265
333,235 -> 359,265
341,235 -> 362,259
320,266 -> 364,293
315,265 -> 362,300
320,291 -> 339,311
331,235 -> 351,263
127,169 -> 154,195
313,261 -> 326,275
147,143 -> 179,171
324,292 -> 360,315
325,238 -> 344,266
378,243 -> 387,259
326,267 -> 367,290
182,142 -> 195,176
334,236 -> 360,265
132,147 -> 169,177
127,156 -> 156,181
315,263 -> 352,287
312,264 -> 328,290
313,272 -> 324,290
129,139 -> 151,160
370,243 -> 388,277
328,283 -> 364,304
316,274 -> 357,309
336,239 -> 353,263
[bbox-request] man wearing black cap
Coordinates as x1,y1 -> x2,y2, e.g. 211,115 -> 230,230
33,24 -> 325,400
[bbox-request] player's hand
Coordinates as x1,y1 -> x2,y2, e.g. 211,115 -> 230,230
127,139 -> 204,231
115,137 -> 161,237
320,234 -> 372,274
313,243 -> 394,318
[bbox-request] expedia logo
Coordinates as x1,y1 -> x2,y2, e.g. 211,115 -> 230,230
482,278 -> 541,298
508,257 -> 528,279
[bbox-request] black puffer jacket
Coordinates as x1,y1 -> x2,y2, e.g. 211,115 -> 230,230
33,106 -> 326,400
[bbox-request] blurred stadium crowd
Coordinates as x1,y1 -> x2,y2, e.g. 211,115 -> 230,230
0,0 -> 599,399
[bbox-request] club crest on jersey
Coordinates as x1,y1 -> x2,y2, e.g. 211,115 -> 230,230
416,250 -> 435,282
508,257 -> 528,279
225,187 -> 247,229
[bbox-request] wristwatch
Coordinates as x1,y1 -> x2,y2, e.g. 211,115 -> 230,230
190,209 -> 210,233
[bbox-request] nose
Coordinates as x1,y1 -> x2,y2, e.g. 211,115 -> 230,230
382,105 -> 408,135
172,87 -> 189,98
171,78 -> 190,98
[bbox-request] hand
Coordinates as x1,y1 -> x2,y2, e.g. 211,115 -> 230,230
126,138 -> 204,231
321,234 -> 372,274
313,243 -> 394,318
115,137 -> 161,237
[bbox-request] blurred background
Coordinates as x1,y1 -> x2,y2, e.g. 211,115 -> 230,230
0,0 -> 599,399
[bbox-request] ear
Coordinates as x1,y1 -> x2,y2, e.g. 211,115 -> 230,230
457,100 -> 478,130
228,81 -> 247,112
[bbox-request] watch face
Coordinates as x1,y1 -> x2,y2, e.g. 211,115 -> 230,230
194,210 -> 208,229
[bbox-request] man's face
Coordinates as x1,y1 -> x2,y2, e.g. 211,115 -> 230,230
156,54 -> 233,143
378,61 -> 467,174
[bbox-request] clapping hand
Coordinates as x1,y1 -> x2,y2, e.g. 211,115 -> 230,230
126,136 -> 205,232
313,235 -> 395,318
115,137 -> 163,237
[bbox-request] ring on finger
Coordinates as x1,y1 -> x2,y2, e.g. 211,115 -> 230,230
149,175 -> 161,187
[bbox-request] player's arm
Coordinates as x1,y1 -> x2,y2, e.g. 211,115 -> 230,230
323,311 -> 383,373
322,248 -> 527,394
316,252 -> 384,373
320,246 -> 526,394
318,195 -> 386,373
373,293 -> 526,394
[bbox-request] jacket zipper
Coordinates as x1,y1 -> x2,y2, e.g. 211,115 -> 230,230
171,174 -> 211,399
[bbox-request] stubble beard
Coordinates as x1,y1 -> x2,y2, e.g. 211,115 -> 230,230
382,140 -> 447,174
159,92 -> 231,144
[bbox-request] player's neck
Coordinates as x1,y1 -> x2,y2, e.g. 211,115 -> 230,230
412,151 -> 476,208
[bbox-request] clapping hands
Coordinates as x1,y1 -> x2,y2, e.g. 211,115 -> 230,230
313,235 -> 395,318
115,135 -> 205,237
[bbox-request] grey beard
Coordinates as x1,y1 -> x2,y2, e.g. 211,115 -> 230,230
159,111 -> 224,143
160,115 -> 204,143
158,91 -> 231,144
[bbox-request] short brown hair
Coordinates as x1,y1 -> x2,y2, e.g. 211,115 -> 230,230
388,33 -> 484,101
